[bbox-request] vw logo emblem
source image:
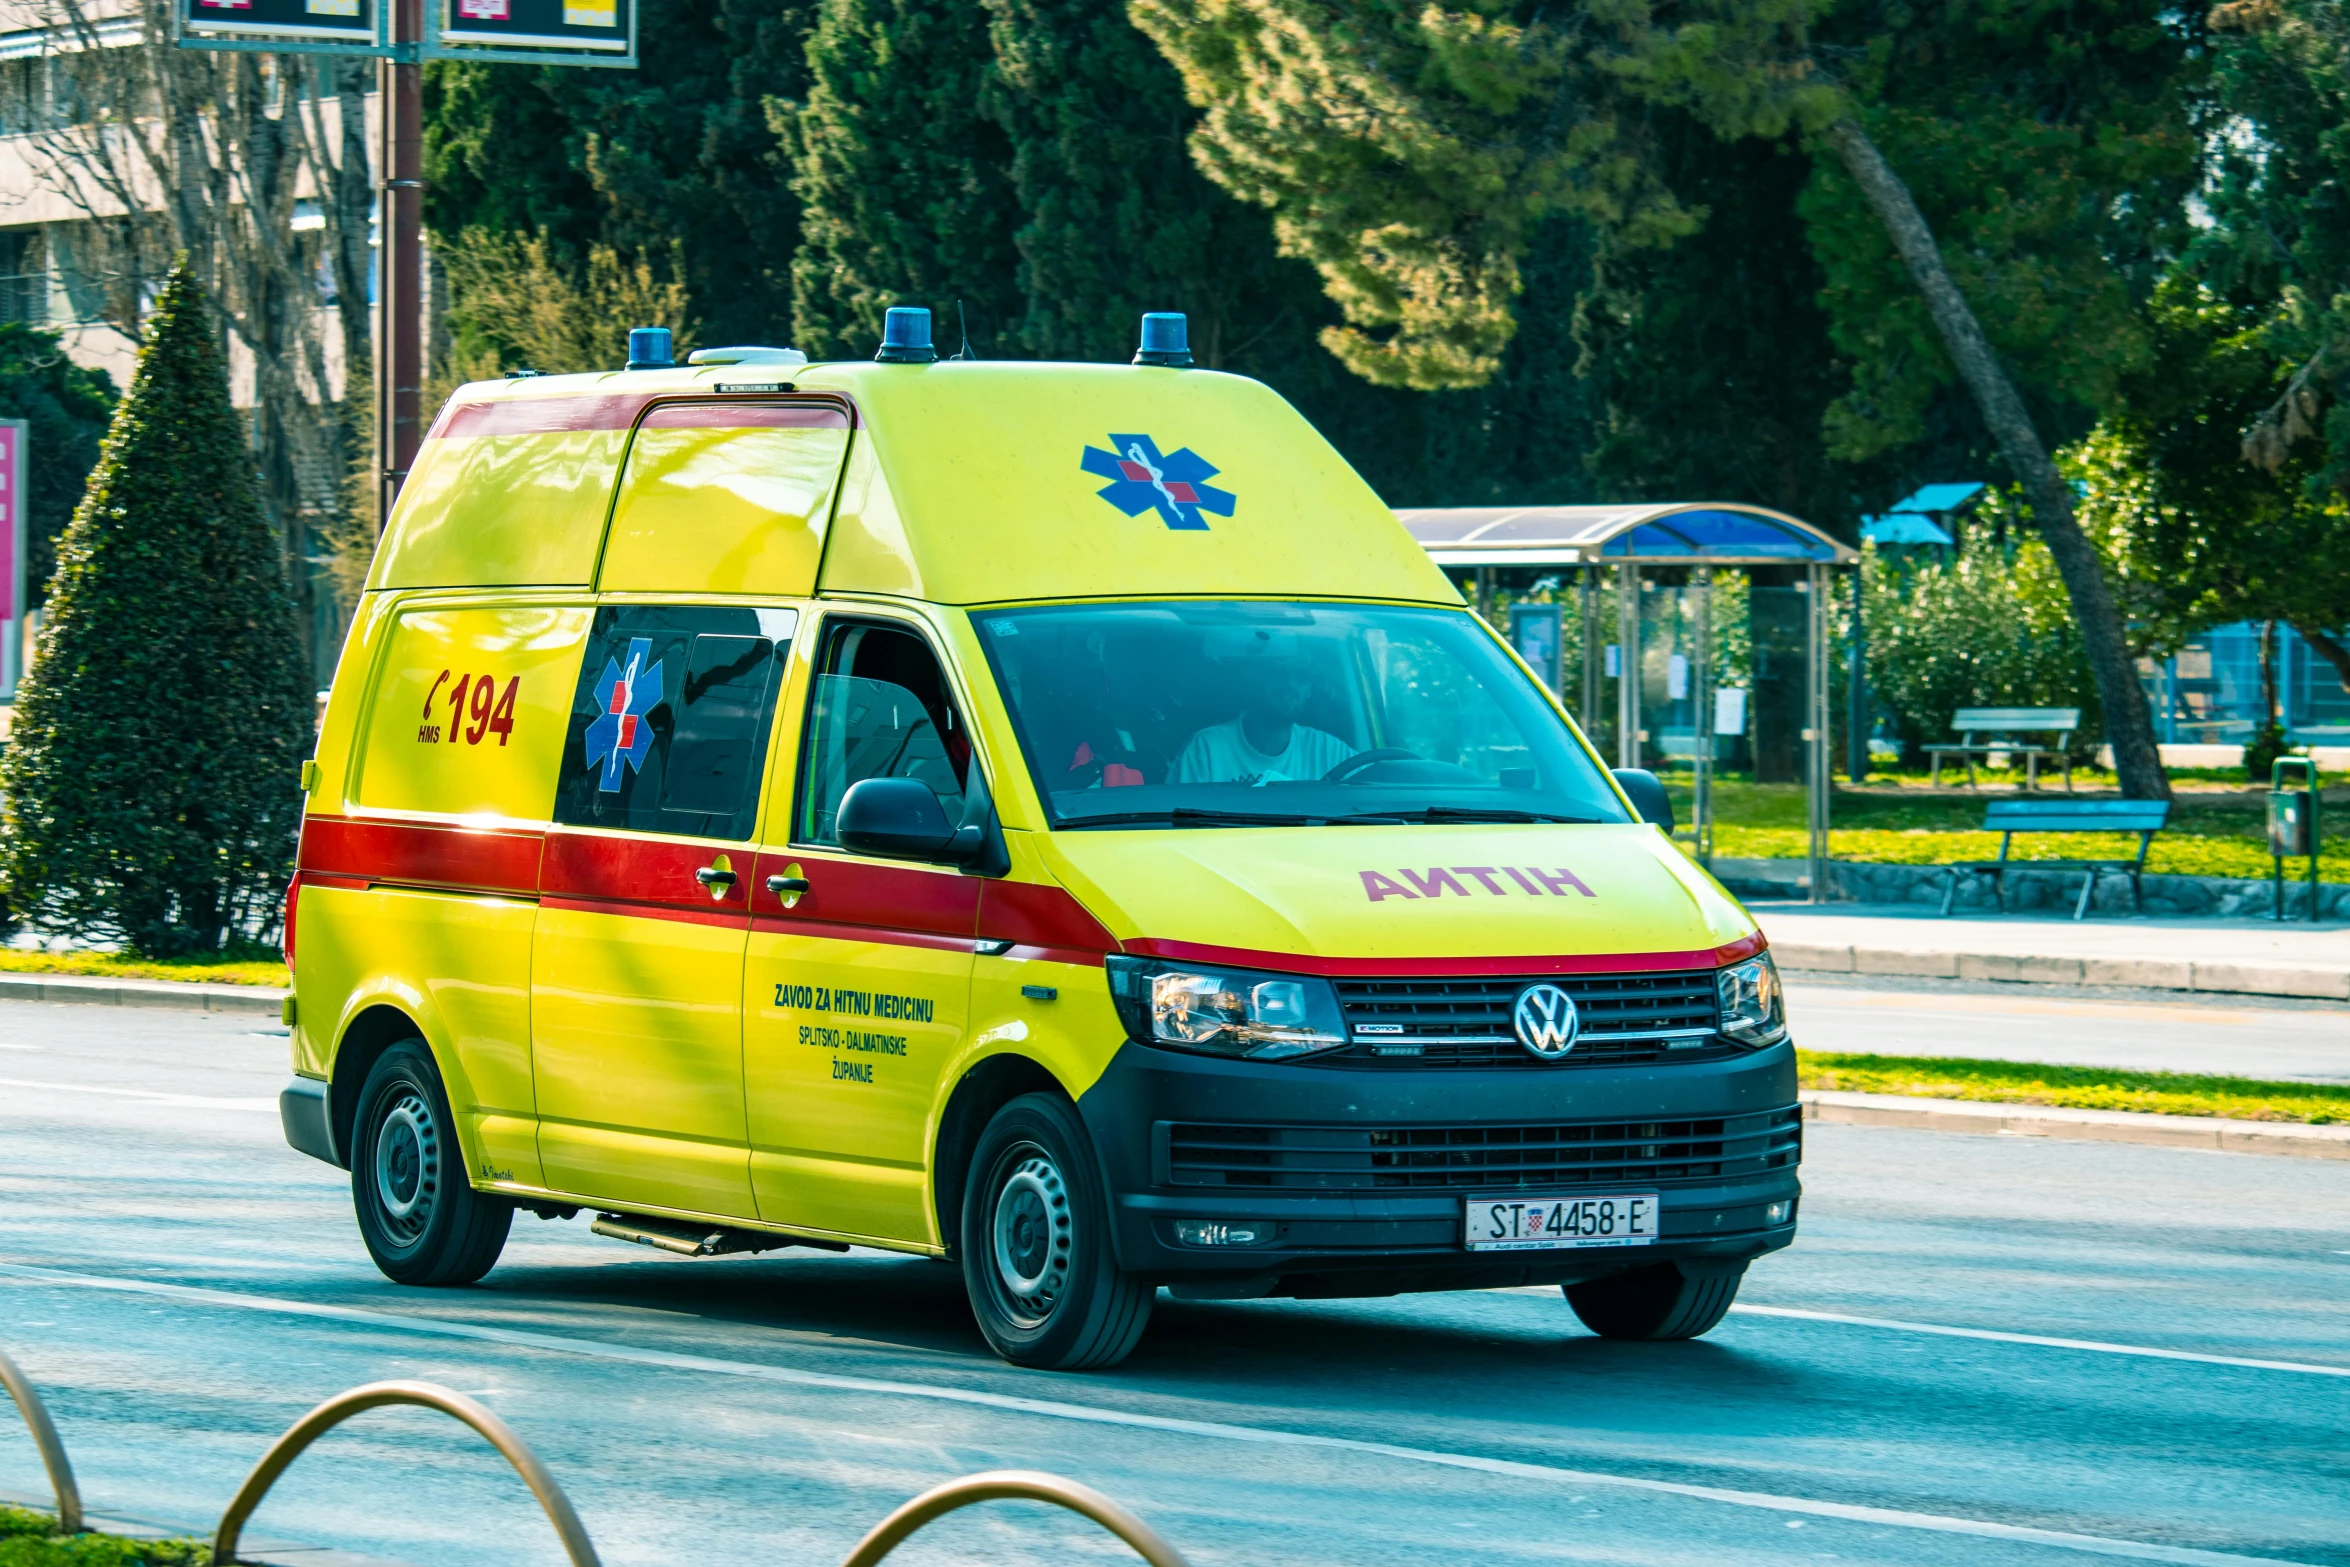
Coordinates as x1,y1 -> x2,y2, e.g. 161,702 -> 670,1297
1513,983 -> 1580,1059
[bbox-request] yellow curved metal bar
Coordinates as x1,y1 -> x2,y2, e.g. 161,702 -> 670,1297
838,1470 -> 1190,1567
0,1346 -> 81,1535
211,1380 -> 600,1566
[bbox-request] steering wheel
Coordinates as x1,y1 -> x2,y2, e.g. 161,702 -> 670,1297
1322,748 -> 1421,783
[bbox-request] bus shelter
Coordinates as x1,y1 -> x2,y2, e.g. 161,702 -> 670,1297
1395,503 -> 1858,901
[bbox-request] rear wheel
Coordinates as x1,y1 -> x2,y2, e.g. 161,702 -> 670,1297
960,1092 -> 1152,1369
1565,1261 -> 1744,1341
351,1039 -> 511,1286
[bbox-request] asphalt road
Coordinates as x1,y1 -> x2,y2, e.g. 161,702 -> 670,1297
1,998 -> 2346,1567
1787,974 -> 2350,1082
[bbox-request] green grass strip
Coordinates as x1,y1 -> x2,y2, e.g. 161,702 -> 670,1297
0,950 -> 286,988
0,1507 -> 207,1566
1797,1050 -> 2350,1125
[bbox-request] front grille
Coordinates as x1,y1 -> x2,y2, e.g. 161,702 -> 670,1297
1166,1105 -> 1802,1191
1327,970 -> 1730,1068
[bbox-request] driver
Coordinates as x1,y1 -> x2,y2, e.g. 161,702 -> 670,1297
1177,636 -> 1354,784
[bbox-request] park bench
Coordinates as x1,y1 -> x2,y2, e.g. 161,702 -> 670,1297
1939,798 -> 2172,919
1926,707 -> 2080,791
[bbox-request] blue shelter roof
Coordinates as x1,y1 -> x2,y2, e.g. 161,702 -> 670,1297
1887,482 -> 1985,515
1861,513 -> 1955,546
1395,502 -> 1856,567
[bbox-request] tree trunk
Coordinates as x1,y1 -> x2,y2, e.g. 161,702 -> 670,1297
1819,115 -> 2171,800
2296,623 -> 2350,694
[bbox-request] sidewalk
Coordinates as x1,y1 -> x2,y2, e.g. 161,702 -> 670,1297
1757,902 -> 2350,1001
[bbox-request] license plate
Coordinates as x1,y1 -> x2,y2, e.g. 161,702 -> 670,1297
1464,1193 -> 1659,1251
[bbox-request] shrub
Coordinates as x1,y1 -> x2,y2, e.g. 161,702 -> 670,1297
0,261 -> 312,956
1860,531 -> 2101,764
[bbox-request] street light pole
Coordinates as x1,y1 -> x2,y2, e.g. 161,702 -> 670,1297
376,0 -> 424,526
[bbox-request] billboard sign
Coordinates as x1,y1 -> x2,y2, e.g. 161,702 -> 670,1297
179,0 -> 379,45
438,0 -> 633,55
0,421 -> 25,698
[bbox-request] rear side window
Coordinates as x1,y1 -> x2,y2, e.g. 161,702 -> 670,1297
797,619 -> 972,847
552,604 -> 796,840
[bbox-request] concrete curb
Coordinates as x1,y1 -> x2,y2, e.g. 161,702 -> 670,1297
1802,1089 -> 2350,1160
1775,941 -> 2350,1001
0,972 -> 286,1016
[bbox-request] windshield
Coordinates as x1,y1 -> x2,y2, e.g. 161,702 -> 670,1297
971,601 -> 1629,829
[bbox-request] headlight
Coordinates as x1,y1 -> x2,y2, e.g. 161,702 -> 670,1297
1104,956 -> 1348,1061
1716,952 -> 1787,1048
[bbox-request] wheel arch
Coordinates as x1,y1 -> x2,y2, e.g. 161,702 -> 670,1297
931,1052 -> 1069,1257
327,1002 -> 435,1166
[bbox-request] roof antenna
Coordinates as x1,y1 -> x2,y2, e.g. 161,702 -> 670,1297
953,299 -> 973,361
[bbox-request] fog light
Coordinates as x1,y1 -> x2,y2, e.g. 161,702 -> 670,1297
1765,1200 -> 1793,1226
1175,1219 -> 1270,1247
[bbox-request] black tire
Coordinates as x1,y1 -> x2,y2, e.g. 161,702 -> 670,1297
1565,1261 -> 1744,1341
350,1039 -> 511,1286
959,1092 -> 1152,1369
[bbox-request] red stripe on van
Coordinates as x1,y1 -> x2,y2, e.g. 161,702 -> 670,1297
748,852 -> 978,941
542,830 -> 752,925
1119,929 -> 1766,978
297,815 -> 545,895
979,879 -> 1120,965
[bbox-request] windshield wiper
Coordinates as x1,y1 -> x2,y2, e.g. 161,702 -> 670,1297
1060,807 -> 1321,830
1337,805 -> 1603,825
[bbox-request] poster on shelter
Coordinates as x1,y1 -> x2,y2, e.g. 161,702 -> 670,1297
0,422 -> 23,697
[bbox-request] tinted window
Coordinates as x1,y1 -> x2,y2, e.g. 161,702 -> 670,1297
970,601 -> 1627,828
553,604 -> 793,840
797,621 -> 972,846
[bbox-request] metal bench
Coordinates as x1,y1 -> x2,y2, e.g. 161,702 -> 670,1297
1926,706 -> 2079,791
1940,798 -> 2170,919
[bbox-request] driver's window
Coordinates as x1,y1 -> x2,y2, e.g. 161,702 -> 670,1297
796,620 -> 971,846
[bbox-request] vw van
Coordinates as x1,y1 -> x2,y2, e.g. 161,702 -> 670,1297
279,310 -> 1798,1370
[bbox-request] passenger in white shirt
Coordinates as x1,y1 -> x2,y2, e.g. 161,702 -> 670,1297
1177,654 -> 1354,784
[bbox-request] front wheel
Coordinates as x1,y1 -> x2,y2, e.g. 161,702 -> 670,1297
1565,1261 -> 1744,1340
959,1093 -> 1152,1369
350,1039 -> 511,1286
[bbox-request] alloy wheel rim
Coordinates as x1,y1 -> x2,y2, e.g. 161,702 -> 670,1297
990,1149 -> 1072,1327
372,1090 -> 437,1244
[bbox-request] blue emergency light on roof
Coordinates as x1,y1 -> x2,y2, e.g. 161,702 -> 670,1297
1134,312 -> 1194,368
626,326 -> 674,371
875,307 -> 937,364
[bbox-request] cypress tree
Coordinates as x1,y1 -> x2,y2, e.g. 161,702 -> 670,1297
787,0 -> 1022,358
0,262 -> 312,956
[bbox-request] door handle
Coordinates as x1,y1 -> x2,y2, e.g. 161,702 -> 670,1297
765,874 -> 811,895
695,866 -> 737,888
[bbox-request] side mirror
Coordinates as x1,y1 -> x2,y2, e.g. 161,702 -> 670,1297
838,777 -> 960,861
1612,768 -> 1675,832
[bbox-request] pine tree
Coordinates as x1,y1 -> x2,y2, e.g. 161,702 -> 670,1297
787,0 -> 1023,358
0,262 -> 312,956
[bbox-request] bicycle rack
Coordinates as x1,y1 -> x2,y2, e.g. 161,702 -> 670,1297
0,1345 -> 82,1535
1,1345 -> 1191,1567
211,1381 -> 600,1566
841,1469 -> 1191,1567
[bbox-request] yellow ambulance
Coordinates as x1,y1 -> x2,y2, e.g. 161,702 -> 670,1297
280,309 -> 1797,1370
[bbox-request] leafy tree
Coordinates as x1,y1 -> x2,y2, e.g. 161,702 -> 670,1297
1136,0 -> 2190,795
0,263 -> 312,956
0,322 -> 116,599
425,0 -> 815,351
787,0 -> 1024,358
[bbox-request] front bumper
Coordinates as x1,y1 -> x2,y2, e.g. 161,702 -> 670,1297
1074,1038 -> 1800,1298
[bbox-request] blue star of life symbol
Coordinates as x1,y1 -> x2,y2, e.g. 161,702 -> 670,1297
584,635 -> 663,792
1080,434 -> 1236,531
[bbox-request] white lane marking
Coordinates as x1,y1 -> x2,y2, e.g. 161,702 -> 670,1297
1730,1305 -> 2350,1379
0,1263 -> 2315,1567
0,1077 -> 276,1111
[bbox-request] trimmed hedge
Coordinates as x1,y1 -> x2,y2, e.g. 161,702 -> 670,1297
0,262 -> 311,956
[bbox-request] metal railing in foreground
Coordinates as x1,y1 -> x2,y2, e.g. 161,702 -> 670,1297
2,1344 -> 1191,1566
